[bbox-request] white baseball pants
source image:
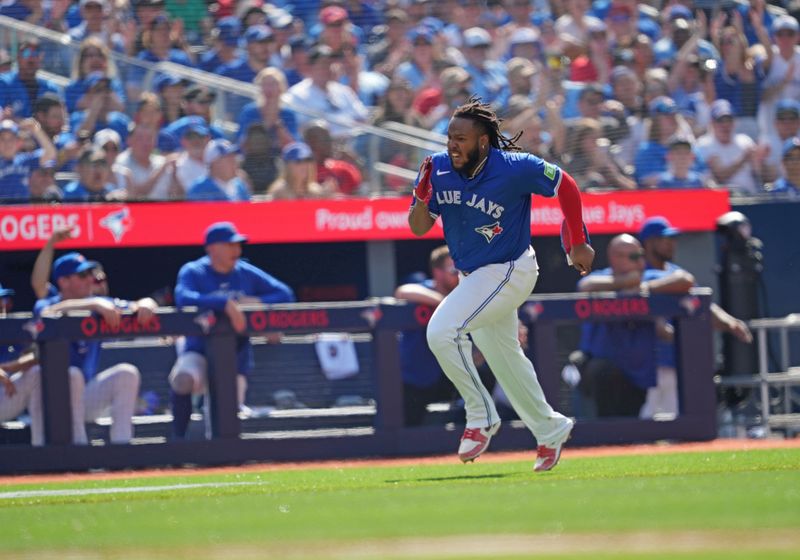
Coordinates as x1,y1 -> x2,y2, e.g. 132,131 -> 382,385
0,368 -> 43,445
12,364 -> 138,445
639,366 -> 678,419
426,247 -> 570,444
168,351 -> 248,405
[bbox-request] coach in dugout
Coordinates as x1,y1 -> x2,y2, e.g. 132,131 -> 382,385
34,252 -> 158,445
168,222 -> 295,439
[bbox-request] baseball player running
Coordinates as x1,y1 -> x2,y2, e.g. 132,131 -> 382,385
408,97 -> 595,472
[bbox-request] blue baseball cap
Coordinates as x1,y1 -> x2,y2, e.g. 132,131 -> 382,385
85,71 -> 111,90
215,16 -> 241,47
710,99 -> 735,121
204,222 -> 248,245
782,137 -> 800,158
183,121 -> 210,137
775,98 -> 800,117
649,96 -> 678,115
52,252 -> 99,281
668,4 -> 693,21
203,138 -> 238,165
281,141 -> 313,162
244,24 -> 273,43
0,119 -> 19,135
153,73 -> 183,92
408,26 -> 434,44
639,216 -> 681,242
0,283 -> 14,298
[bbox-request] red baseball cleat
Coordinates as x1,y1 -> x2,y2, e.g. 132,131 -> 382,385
534,418 -> 574,472
458,422 -> 500,463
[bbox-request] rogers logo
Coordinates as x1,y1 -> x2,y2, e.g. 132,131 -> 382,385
0,213 -> 81,242
575,298 -> 650,319
80,315 -> 162,337
99,207 -> 133,243
249,310 -> 331,330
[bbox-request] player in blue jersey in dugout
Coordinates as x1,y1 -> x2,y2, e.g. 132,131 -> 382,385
408,97 -> 595,472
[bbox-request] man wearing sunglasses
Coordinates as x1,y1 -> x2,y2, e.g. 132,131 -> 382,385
575,233 -> 694,418
29,252 -> 158,445
0,39 -> 62,119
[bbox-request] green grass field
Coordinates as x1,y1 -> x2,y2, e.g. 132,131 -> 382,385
1,447 -> 799,559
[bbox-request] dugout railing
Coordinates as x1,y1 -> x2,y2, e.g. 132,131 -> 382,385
0,290 -> 715,474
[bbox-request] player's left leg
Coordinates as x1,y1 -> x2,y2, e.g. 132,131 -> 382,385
84,363 -> 141,444
471,311 -> 572,445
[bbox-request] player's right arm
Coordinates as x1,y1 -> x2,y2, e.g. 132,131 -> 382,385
409,202 -> 436,236
409,156 -> 436,236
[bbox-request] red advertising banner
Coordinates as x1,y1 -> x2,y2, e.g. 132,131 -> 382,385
0,190 -> 729,250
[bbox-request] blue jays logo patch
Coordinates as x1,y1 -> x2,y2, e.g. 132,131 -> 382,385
475,221 -> 503,242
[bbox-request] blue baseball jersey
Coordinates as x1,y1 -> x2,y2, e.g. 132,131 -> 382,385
648,262 -> 684,369
0,72 -> 62,118
33,294 -> 131,382
175,255 -> 295,373
412,148 -> 562,273
0,150 -> 42,202
62,180 -> 115,202
187,175 -> 251,201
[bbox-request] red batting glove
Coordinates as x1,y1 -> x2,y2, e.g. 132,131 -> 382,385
414,156 -> 433,205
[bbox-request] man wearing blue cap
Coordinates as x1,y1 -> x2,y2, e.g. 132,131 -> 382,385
168,221 -> 295,438
199,17 -> 244,73
768,137 -> 800,198
759,100 -> 800,183
0,117 -> 58,202
186,139 -> 250,201
577,233 -> 693,418
638,216 -> 751,418
32,252 -> 159,445
218,24 -> 274,84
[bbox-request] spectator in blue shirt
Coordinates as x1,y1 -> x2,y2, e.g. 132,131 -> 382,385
634,96 -> 700,187
218,24 -> 275,118
0,38 -> 62,119
0,119 -> 57,203
461,27 -> 510,110
218,24 -> 273,84
62,146 -> 121,201
70,75 -> 132,147
198,16 -> 243,73
186,139 -> 250,201
655,135 -> 709,189
237,68 -> 297,147
65,38 -> 126,114
31,93 -> 79,171
768,137 -> 800,199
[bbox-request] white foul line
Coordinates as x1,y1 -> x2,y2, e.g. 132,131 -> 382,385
0,481 -> 263,500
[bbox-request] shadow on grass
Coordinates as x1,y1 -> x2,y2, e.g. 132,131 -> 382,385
385,473 -> 514,483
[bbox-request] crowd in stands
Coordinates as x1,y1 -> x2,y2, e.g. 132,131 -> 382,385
0,0 -> 799,203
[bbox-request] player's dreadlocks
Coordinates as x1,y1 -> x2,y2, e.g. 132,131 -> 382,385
453,96 -> 524,152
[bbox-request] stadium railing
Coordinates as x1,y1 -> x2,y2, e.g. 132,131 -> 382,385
0,15 -> 446,195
